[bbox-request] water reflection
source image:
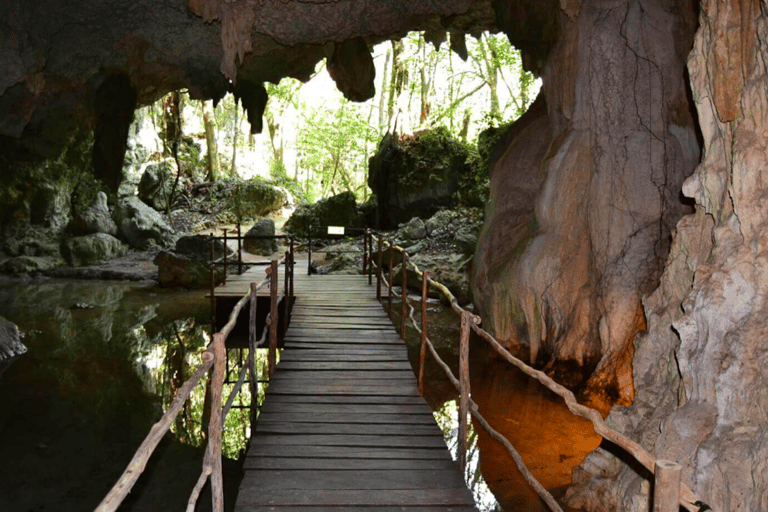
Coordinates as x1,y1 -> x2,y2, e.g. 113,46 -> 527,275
395,291 -> 603,512
0,278 -> 252,511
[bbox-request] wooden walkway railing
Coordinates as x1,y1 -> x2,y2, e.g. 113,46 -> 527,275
94,236 -> 295,512
365,230 -> 713,512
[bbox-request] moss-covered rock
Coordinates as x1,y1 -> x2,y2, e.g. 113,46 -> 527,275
368,127 -> 478,228
284,191 -> 361,237
231,179 -> 288,221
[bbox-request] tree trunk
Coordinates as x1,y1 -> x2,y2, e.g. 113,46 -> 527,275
202,100 -> 220,181
379,48 -> 391,133
230,102 -> 239,177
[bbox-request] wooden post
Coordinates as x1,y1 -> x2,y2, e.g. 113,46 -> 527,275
248,282 -> 257,420
308,223 -> 312,275
376,236 -> 383,300
458,310 -> 471,472
222,229 -> 228,285
237,222 -> 243,275
268,260 -> 278,377
363,228 -> 369,275
400,253 -> 408,338
388,243 -> 394,319
653,460 -> 682,512
284,251 -> 290,333
418,271 -> 428,396
289,236 -> 295,307
208,332 -> 226,512
210,235 -> 216,335
368,230 -> 373,285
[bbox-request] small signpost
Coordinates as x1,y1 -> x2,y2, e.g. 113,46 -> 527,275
327,226 -> 345,235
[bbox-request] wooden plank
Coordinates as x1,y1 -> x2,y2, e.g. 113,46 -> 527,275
255,423 -> 442,436
279,346 -> 408,355
235,488 -> 474,507
259,402 -> 434,415
271,370 -> 415,380
246,445 -> 452,460
244,458 -> 459,471
264,394 -> 427,405
240,469 -> 466,490
256,413 -> 437,425
279,353 -> 410,361
274,361 -> 412,371
252,434 -> 447,449
266,384 -> 420,397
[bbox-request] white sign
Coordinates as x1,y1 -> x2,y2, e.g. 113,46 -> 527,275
327,226 -> 345,235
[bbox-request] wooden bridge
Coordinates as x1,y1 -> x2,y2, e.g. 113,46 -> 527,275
96,230 -> 708,512
227,266 -> 477,510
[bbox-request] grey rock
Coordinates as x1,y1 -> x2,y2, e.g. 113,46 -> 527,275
453,225 -> 478,255
244,218 -> 278,256
113,196 -> 175,250
399,217 -> 427,240
425,210 -> 458,236
154,250 -> 224,288
138,161 -> 177,211
61,233 -> 127,267
0,316 -> 26,376
70,191 -> 118,236
1,256 -> 63,274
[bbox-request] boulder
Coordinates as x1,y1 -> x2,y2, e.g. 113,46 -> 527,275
453,225 -> 478,255
113,196 -> 175,249
138,161 -> 176,211
69,191 -> 118,236
243,218 -> 278,256
0,316 -> 26,376
154,235 -> 230,288
284,191 -> 361,237
232,180 -> 288,221
368,128 -> 471,229
320,242 -> 362,274
61,233 -> 126,267
425,210 -> 458,236
398,217 -> 427,240
0,256 -> 63,274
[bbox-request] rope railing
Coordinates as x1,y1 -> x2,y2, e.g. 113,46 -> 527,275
366,231 -> 710,512
96,240 -> 295,512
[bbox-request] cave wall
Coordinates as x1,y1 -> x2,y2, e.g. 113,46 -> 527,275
474,0 -> 700,404
565,1 -> 768,510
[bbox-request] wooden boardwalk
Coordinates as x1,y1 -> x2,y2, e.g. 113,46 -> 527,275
233,268 -> 477,511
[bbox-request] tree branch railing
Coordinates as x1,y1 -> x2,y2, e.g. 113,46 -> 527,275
95,244 -> 294,512
366,231 -> 710,512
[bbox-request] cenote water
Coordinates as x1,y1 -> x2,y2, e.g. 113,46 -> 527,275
0,276 -> 601,512
0,277 -> 250,512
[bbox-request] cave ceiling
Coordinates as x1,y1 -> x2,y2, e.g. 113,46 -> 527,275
0,0 -> 522,159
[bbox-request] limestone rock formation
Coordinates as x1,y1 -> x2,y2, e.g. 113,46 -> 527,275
61,233 -> 127,267
565,2 -> 768,511
138,161 -> 177,212
232,180 -> 288,221
368,128 -> 472,229
284,191 -> 362,237
0,316 -> 26,377
69,191 -> 118,236
113,196 -> 175,250
472,2 -> 700,401
243,218 -> 278,256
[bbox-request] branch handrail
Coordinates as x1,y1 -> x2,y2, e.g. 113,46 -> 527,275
97,250 -> 293,512
367,232 -> 708,512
